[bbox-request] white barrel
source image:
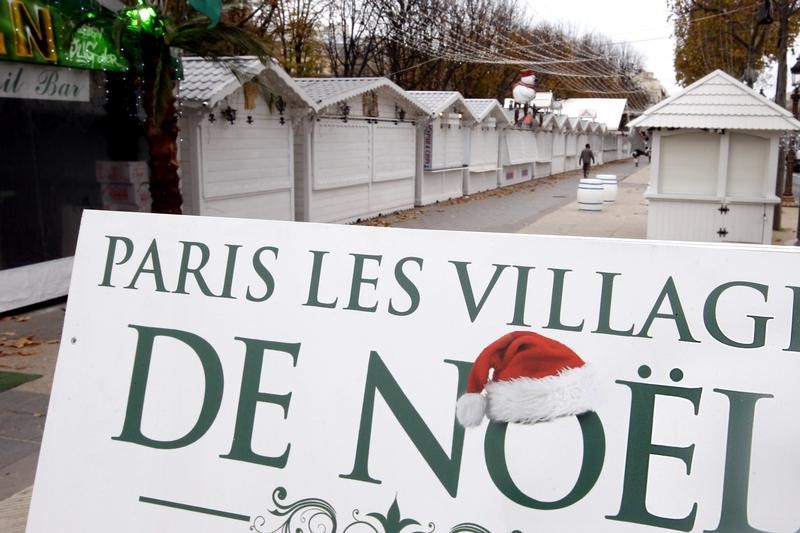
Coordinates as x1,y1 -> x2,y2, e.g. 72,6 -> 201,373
577,178 -> 604,211
596,174 -> 618,203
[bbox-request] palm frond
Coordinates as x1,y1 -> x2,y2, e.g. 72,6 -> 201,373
168,19 -> 272,60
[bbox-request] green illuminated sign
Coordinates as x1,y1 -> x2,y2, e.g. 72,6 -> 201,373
0,0 -> 127,71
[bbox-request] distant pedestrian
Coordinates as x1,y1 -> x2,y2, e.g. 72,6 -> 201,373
579,144 -> 595,177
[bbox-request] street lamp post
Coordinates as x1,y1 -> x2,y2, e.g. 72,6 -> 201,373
791,57 -> 800,245
784,90 -> 799,203
786,57 -> 800,207
784,96 -> 800,203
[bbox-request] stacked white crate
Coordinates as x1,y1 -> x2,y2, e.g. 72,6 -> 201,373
95,161 -> 151,212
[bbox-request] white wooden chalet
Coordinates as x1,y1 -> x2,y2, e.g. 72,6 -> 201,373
179,57 -> 314,220
292,78 -> 427,223
565,117 -> 584,171
534,114 -> 556,177
561,98 -> 627,162
407,91 -> 476,205
464,99 -> 510,194
550,115 -> 569,174
629,69 -> 800,244
500,108 -> 538,186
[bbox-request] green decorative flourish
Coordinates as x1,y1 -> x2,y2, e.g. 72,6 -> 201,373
250,487 -> 337,533
342,496 -> 433,533
253,488 -> 529,533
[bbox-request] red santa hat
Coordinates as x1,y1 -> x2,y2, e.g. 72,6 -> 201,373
519,68 -> 535,78
456,331 -> 597,427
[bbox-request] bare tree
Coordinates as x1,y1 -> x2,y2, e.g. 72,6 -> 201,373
324,0 -> 385,76
315,0 -> 651,103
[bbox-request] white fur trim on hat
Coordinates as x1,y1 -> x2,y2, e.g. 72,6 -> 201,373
456,393 -> 487,427
484,364 -> 597,424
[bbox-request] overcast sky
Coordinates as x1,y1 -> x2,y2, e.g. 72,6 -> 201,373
521,0 -> 680,95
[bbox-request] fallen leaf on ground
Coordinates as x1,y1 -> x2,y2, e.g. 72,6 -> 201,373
32,413 -> 44,417
14,316 -> 31,322
46,340 -> 59,345
11,337 -> 35,349
18,350 -> 35,356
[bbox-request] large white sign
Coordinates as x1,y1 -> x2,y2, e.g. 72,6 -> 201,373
27,210 -> 800,532
0,61 -> 89,102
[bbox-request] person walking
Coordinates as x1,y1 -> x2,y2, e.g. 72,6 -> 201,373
579,144 -> 595,178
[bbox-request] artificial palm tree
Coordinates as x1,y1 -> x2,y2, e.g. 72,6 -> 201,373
88,0 -> 271,213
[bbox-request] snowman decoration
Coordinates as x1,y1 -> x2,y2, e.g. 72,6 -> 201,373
511,68 -> 537,125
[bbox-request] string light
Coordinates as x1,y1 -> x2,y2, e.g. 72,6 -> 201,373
373,8 -> 654,109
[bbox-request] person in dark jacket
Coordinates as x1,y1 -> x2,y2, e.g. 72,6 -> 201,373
579,144 -> 595,178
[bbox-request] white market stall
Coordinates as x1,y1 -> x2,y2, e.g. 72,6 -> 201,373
587,121 -> 605,164
500,109 -> 538,186
550,115 -> 568,174
560,98 -> 628,163
599,124 -> 619,162
629,69 -> 800,244
464,99 -> 510,194
576,118 -> 595,165
564,117 -> 581,171
407,91 -> 475,205
179,57 -> 314,220
535,114 -> 555,177
293,78 -> 427,223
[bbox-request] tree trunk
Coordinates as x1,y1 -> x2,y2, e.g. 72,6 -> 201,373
773,2 -> 793,229
774,2 -> 791,108
143,44 -> 182,215
146,96 -> 182,214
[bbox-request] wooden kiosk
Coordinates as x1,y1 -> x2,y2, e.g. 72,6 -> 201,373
629,70 -> 800,244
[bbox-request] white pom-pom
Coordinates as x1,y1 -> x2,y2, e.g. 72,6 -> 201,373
456,393 -> 487,427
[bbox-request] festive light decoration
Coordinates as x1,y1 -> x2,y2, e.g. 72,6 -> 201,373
124,0 -> 162,35
0,0 -> 127,71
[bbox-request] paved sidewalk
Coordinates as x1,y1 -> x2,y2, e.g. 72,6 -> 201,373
520,165 -> 650,238
1,157 -> 798,532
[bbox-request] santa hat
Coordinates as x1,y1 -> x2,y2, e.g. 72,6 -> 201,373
456,331 -> 597,427
519,68 -> 535,78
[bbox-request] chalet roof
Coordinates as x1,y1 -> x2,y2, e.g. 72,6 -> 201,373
553,115 -> 570,131
566,116 -> 581,131
405,91 -> 476,121
293,77 -> 426,116
180,56 -> 314,109
560,98 -> 627,131
627,70 -> 800,131
464,99 -> 511,125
